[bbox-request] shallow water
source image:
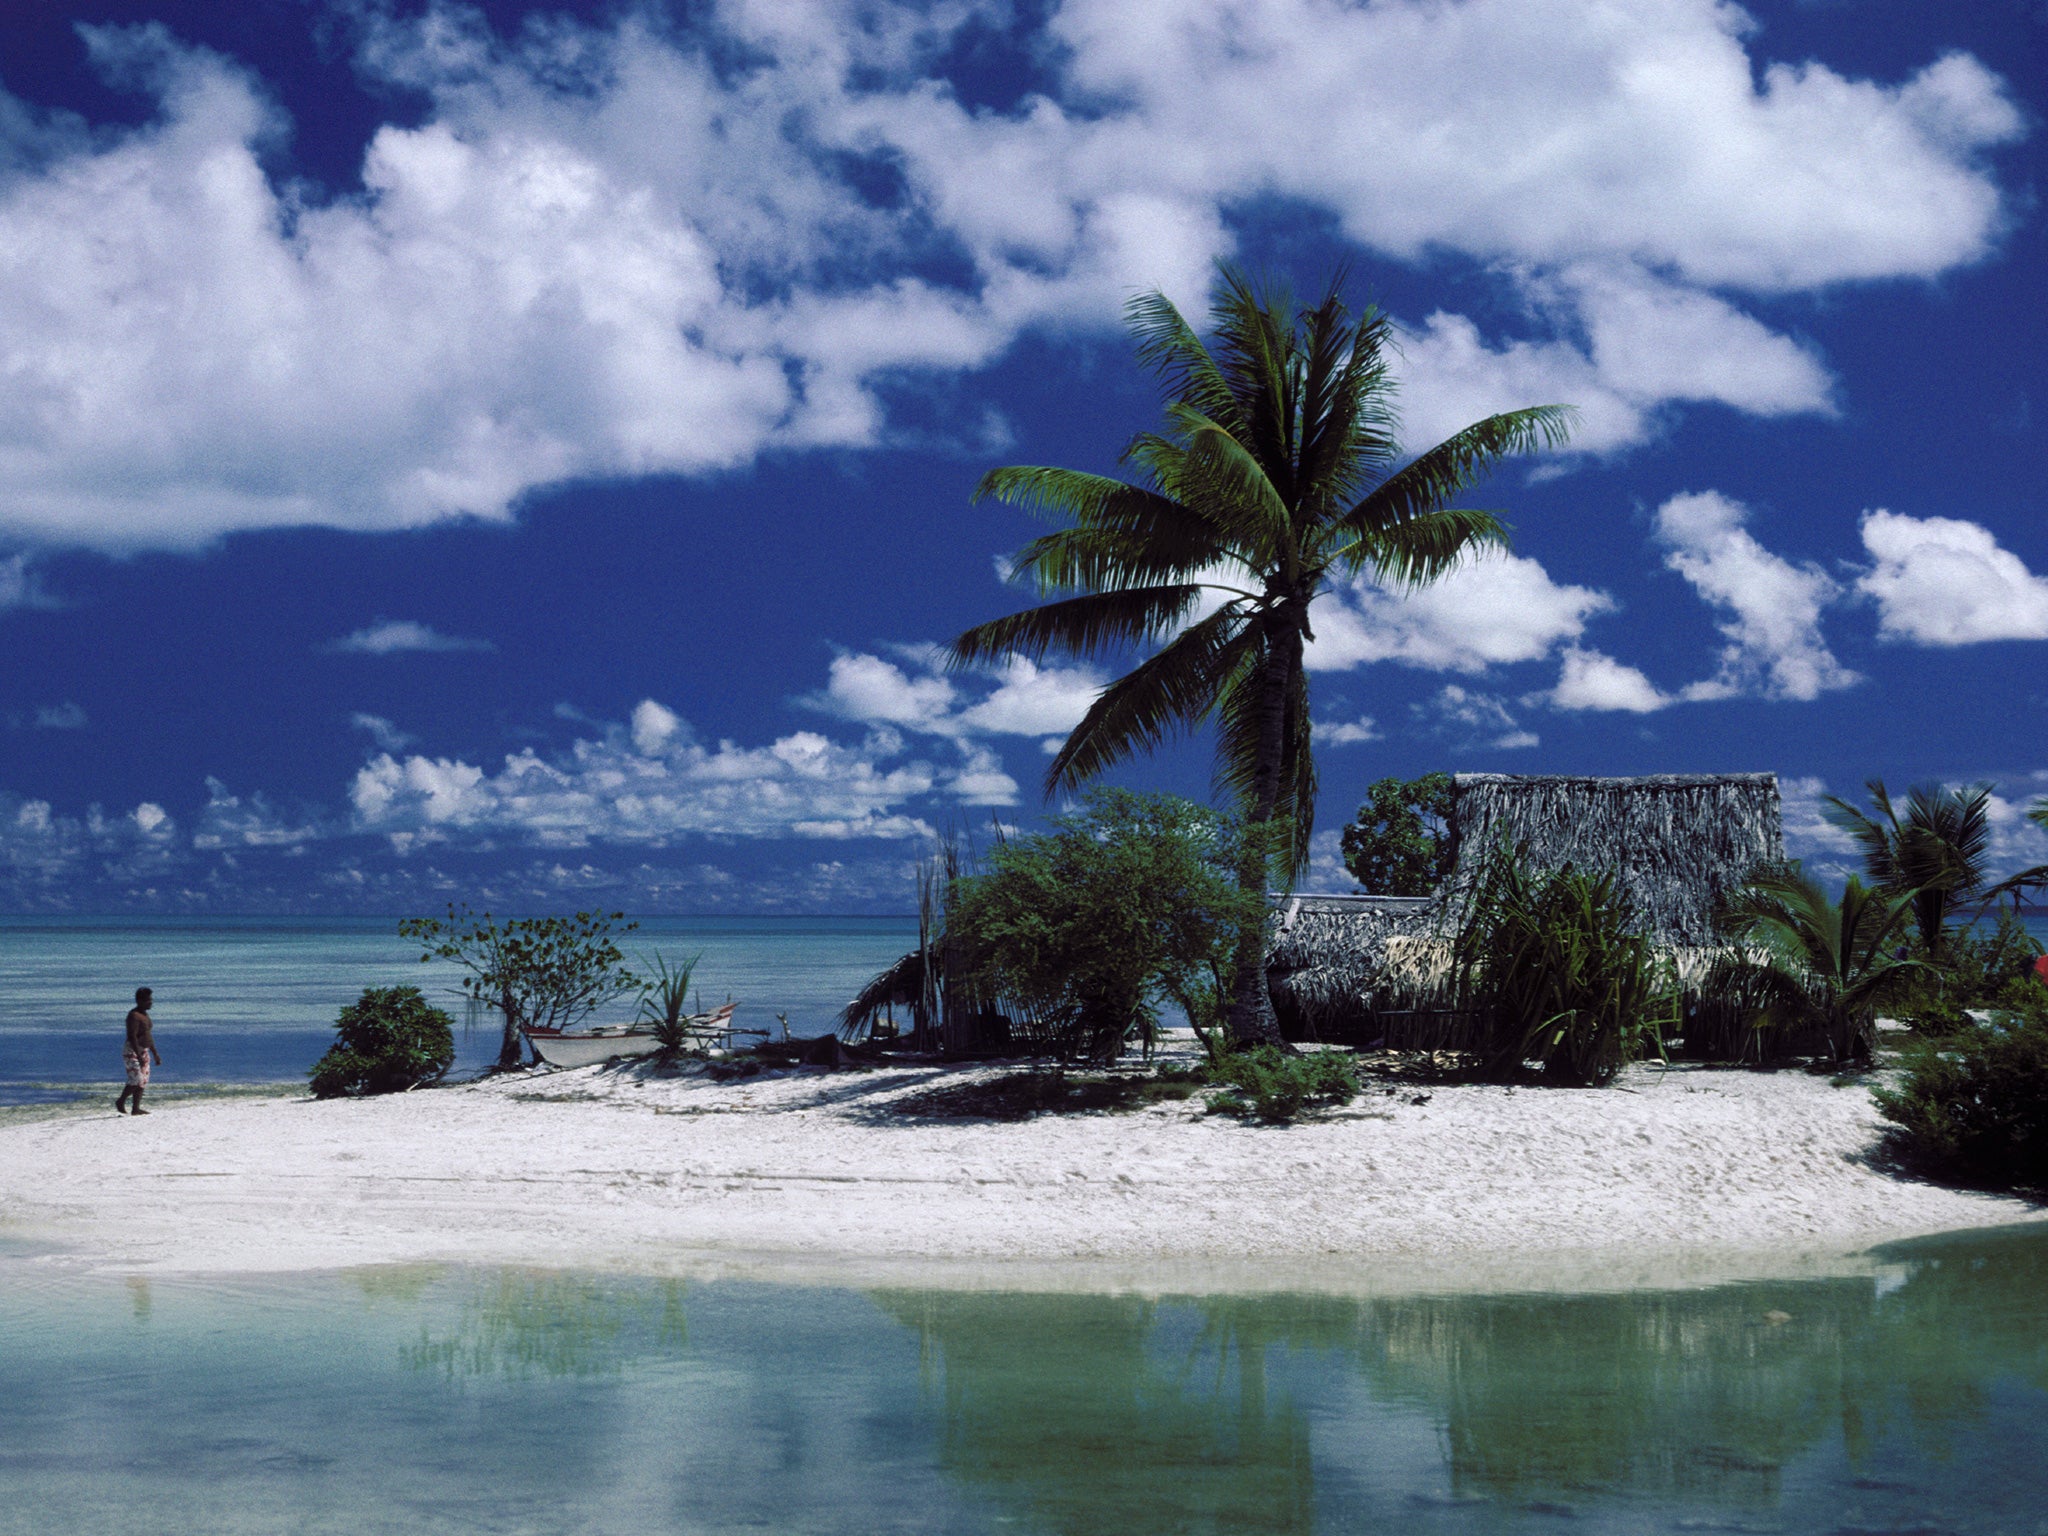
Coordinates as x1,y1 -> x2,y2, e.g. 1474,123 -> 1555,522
0,915 -> 917,1105
2,1225 -> 2045,1534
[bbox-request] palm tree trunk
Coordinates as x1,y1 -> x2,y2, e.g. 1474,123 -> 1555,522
1225,627 -> 1298,1049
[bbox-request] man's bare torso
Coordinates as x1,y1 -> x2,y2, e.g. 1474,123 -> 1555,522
125,1007 -> 153,1055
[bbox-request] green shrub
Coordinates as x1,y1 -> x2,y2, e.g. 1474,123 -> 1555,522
1874,994 -> 2048,1193
1454,849 -> 1674,1086
310,985 -> 457,1099
949,789 -> 1263,1065
1205,1047 -> 1359,1123
1885,908 -> 2044,1018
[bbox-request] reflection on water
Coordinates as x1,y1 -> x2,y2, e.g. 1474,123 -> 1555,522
1,1226 -> 2045,1534
390,1270 -> 689,1380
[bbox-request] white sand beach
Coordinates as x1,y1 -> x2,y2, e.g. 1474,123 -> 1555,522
2,1052 -> 2040,1290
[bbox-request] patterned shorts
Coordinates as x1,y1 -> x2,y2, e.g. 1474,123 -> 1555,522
123,1049 -> 150,1088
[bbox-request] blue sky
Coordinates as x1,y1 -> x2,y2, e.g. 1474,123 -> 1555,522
0,0 -> 2043,913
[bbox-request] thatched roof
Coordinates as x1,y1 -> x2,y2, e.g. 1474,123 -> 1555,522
1439,773 -> 1784,946
1268,773 -> 1784,1037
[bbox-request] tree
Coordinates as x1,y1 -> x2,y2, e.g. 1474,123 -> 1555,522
952,267 -> 1571,1045
1717,866 -> 1929,1066
1824,780 -> 1992,956
947,789 -> 1264,1064
308,985 -> 457,1098
399,906 -> 640,1070
1340,772 -> 1454,895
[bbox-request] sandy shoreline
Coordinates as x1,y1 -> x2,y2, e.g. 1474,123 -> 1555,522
2,1053 -> 2040,1291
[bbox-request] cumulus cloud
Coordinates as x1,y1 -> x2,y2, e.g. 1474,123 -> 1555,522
0,3 -> 2016,549
1546,647 -> 1671,714
1416,685 -> 1539,750
345,698 -> 1010,848
31,702 -> 86,730
1856,509 -> 2048,645
1309,549 -> 1612,674
350,713 -> 416,753
326,620 -> 495,655
1654,491 -> 1857,702
806,649 -> 1104,741
0,555 -> 60,611
0,789 -> 181,892
1313,714 -> 1381,746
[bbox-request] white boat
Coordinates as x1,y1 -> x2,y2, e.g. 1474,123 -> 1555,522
523,1002 -> 740,1068
522,1024 -> 660,1069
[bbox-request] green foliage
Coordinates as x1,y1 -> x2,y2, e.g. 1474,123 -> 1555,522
399,906 -> 640,1070
309,985 -> 456,1098
1886,907 -> 2044,1022
1204,1046 -> 1360,1122
949,789 -> 1263,1064
1823,779 -> 1992,956
1717,866 -> 1930,1066
1874,993 -> 2048,1193
953,265 -> 1570,1046
635,951 -> 705,1054
1340,772 -> 1454,895
1454,846 -> 1674,1086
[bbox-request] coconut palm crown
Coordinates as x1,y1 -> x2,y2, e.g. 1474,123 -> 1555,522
951,266 -> 1573,1042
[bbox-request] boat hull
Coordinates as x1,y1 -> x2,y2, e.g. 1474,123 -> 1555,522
524,1030 -> 661,1069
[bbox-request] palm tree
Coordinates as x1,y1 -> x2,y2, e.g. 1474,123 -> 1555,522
951,267 -> 1573,1045
1823,780 -> 1992,956
1717,867 -> 1928,1065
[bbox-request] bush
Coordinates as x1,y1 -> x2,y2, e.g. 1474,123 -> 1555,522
1885,907 -> 2044,1018
1205,1047 -> 1359,1123
948,789 -> 1263,1065
1874,994 -> 2048,1193
1455,848 -> 1674,1086
310,985 -> 457,1098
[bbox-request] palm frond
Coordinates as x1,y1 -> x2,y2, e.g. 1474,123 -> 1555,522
1008,525 -> 1224,596
949,586 -> 1208,667
1341,506 -> 1510,590
1045,606 -> 1253,793
1125,289 -> 1241,434
1344,405 -> 1576,537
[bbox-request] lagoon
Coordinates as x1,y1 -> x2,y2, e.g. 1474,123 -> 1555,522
3,1224 -> 2046,1534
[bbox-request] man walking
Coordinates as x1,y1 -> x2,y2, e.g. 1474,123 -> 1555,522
115,987 -> 161,1116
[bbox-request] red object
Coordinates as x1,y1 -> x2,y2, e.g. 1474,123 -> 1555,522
2034,954 -> 2048,985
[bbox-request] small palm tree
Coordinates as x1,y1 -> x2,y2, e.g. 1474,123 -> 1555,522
1718,867 -> 1929,1065
1824,780 -> 1992,956
953,266 -> 1572,1044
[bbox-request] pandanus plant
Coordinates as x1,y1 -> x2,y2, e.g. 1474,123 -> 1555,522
636,952 -> 704,1055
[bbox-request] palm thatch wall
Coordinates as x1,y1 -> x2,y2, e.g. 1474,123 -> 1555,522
1271,773 -> 1784,1043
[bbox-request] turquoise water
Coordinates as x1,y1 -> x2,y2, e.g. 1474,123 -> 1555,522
1,1224 -> 2044,1534
0,916 -> 918,1105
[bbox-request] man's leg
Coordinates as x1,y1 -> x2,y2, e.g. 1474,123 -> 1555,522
114,1085 -> 130,1113
130,1085 -> 148,1115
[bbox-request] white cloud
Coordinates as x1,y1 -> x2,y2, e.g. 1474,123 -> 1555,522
192,778 -> 320,850
326,620 -> 494,655
0,4 -> 2017,548
346,699 -> 981,847
350,713 -> 416,753
807,649 -> 1103,741
1309,548 -> 1612,674
0,555 -> 59,611
1546,647 -> 1672,714
1416,685 -> 1538,750
1856,509 -> 2048,645
1314,714 -> 1381,746
32,702 -> 86,730
1653,491 -> 1857,702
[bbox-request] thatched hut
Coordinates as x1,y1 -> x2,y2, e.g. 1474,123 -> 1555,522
1269,772 -> 1785,1044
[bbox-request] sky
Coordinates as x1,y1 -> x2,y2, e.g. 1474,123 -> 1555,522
0,0 -> 2043,914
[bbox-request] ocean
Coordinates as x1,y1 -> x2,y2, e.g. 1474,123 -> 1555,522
0,915 -> 919,1107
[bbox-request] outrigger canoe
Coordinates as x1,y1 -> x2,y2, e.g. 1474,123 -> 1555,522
523,1002 -> 739,1069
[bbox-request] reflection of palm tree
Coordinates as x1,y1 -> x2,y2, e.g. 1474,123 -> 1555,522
872,1291 -> 1314,1534
954,267 -> 1571,1044
400,1271 -> 688,1380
